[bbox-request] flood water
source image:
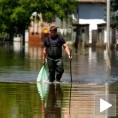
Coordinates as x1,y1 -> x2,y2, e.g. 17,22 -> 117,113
0,42 -> 118,118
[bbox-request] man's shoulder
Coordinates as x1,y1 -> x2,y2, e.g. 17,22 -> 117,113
57,35 -> 65,41
57,34 -> 65,43
44,37 -> 50,47
44,36 -> 49,40
57,34 -> 63,39
44,37 -> 50,43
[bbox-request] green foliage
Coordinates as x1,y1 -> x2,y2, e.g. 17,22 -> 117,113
0,0 -> 77,36
111,0 -> 118,28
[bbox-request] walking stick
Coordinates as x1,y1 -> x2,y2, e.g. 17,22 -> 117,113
70,50 -> 72,83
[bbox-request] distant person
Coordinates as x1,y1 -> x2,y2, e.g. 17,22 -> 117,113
42,26 -> 72,82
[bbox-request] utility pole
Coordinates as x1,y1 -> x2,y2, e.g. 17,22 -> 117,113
106,0 -> 111,69
107,0 -> 110,50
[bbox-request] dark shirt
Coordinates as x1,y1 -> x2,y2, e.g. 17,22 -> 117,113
44,34 -> 66,59
44,34 -> 65,47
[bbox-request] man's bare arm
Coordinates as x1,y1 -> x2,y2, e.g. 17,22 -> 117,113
63,43 -> 72,59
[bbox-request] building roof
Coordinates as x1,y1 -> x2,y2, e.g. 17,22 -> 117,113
79,0 -> 106,3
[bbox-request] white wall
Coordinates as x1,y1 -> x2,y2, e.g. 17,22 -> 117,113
79,3 -> 106,43
25,30 -> 29,43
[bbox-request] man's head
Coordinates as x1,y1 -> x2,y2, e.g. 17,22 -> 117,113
49,26 -> 57,37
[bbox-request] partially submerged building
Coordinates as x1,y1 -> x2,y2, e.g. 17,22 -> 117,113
74,0 -> 107,47
55,0 -> 107,47
28,0 -> 109,47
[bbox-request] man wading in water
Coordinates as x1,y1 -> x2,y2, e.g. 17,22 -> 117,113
42,26 -> 72,83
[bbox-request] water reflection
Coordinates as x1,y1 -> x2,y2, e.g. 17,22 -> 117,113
36,82 -> 110,118
0,82 -> 42,118
13,42 -> 23,53
45,84 -> 63,118
110,50 -> 118,78
37,83 -> 63,118
1,43 -> 118,117
61,83 -> 108,118
28,46 -> 43,60
0,81 -> 118,118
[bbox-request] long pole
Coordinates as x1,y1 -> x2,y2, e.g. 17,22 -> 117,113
107,0 -> 110,49
106,0 -> 111,70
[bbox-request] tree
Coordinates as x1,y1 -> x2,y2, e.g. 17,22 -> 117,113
41,0 -> 77,22
0,0 -> 77,40
111,0 -> 118,28
0,0 -> 34,40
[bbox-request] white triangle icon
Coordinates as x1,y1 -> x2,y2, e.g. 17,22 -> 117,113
100,98 -> 112,112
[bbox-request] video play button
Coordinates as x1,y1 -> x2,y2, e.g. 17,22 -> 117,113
95,94 -> 116,116
100,98 -> 112,112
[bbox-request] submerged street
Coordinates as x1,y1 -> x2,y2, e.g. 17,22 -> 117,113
0,42 -> 118,118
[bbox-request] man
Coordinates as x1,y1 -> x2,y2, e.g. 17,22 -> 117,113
42,26 -> 72,82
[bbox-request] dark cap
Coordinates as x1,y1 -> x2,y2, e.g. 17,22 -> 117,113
50,26 -> 57,32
